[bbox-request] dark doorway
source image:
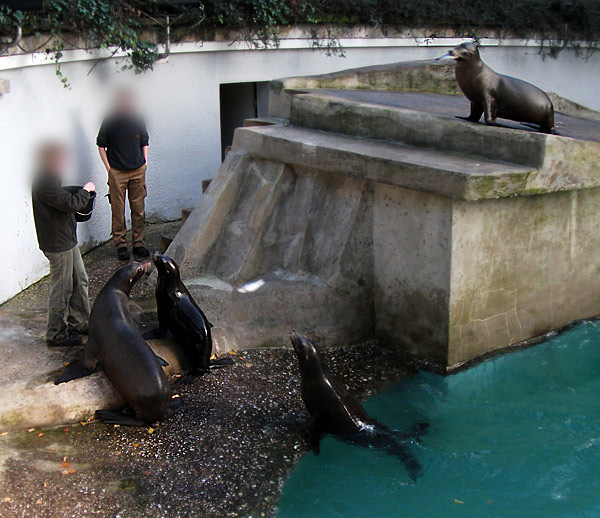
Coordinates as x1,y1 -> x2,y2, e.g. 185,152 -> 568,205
219,81 -> 270,160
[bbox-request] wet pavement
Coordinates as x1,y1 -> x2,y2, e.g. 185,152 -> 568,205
0,221 -> 414,517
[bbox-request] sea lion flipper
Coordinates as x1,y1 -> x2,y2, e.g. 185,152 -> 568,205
307,417 -> 322,455
209,357 -> 234,369
174,369 -> 207,385
54,361 -> 97,385
142,327 -> 167,340
155,355 -> 169,367
94,409 -> 148,427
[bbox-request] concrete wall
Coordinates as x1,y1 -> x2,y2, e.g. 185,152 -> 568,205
448,188 -> 600,366
1,37 -> 599,303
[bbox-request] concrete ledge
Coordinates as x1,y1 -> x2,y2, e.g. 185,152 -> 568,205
0,339 -> 186,431
236,124 -> 535,201
269,59 -> 457,118
290,93 -> 600,194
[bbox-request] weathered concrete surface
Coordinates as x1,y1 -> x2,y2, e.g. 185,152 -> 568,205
237,124 -> 535,200
167,84 -> 600,369
167,149 -> 374,351
269,58 -> 600,122
373,185 -> 453,366
448,188 -> 600,366
269,59 -> 458,118
0,337 -> 185,431
290,92 -> 600,185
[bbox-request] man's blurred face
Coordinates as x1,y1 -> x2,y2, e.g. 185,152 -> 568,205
115,89 -> 135,114
41,146 -> 68,178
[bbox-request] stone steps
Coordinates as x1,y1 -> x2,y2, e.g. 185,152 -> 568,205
235,123 -> 536,201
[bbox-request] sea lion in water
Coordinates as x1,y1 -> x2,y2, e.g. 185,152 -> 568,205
290,331 -> 427,481
149,253 -> 233,384
444,42 -> 555,133
55,261 -> 181,426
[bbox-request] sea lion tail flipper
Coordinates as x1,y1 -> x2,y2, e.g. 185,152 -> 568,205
383,437 -> 424,482
94,409 -> 148,427
209,357 -> 235,369
155,355 -> 169,367
54,361 -> 96,385
408,421 -> 429,442
166,398 -> 186,417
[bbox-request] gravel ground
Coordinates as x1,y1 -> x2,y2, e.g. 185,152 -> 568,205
0,220 -> 415,517
0,344 -> 413,517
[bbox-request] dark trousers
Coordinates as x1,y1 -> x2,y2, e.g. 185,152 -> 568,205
43,245 -> 90,342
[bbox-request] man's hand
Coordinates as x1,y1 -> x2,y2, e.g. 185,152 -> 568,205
83,182 -> 96,192
98,146 -> 111,174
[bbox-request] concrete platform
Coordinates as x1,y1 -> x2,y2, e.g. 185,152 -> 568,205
167,59 -> 600,370
315,89 -> 600,143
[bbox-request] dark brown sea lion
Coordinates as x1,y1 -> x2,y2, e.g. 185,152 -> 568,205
148,253 -> 233,384
55,261 -> 181,426
290,331 -> 427,482
444,42 -> 555,133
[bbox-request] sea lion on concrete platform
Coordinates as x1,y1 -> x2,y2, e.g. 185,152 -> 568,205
444,42 -> 555,133
151,253 -> 233,384
290,331 -> 427,481
55,261 -> 181,426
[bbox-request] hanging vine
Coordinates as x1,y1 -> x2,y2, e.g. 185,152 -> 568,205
1,0 -> 599,87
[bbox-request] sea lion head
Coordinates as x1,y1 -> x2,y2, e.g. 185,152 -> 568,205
290,330 -> 325,375
448,42 -> 480,64
153,253 -> 181,281
112,260 -> 152,294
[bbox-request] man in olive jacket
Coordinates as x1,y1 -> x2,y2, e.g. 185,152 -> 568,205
32,141 -> 96,347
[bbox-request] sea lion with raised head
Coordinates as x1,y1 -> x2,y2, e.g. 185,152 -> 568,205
55,261 -> 181,426
290,331 -> 427,482
444,42 -> 555,133
150,253 -> 233,384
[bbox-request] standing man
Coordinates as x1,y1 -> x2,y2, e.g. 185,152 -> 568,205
97,88 -> 150,261
32,141 -> 96,347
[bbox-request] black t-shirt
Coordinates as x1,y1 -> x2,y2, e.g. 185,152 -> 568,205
32,173 -> 90,253
96,113 -> 149,171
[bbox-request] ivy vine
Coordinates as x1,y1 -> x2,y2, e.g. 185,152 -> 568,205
0,0 -> 599,87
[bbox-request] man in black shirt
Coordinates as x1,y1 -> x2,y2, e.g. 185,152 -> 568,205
32,141 -> 96,347
97,88 -> 150,261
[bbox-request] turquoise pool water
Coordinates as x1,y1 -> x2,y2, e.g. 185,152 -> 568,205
278,321 -> 600,518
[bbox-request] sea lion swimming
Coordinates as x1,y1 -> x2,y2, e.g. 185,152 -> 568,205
55,261 -> 181,426
149,253 -> 233,384
290,331 -> 427,482
443,42 -> 555,133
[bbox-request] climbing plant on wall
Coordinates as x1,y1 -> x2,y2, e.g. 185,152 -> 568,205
0,0 -> 599,86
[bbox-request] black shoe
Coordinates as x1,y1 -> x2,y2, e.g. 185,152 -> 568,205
117,247 -> 130,261
133,246 -> 150,258
46,333 -> 83,348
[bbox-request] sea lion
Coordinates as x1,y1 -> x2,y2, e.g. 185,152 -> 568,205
290,331 -> 427,481
150,253 -> 233,384
444,42 -> 555,133
55,261 -> 181,426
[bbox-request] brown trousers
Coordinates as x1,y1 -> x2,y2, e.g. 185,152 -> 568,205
108,164 -> 147,249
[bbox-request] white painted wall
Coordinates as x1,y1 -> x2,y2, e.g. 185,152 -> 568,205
0,37 -> 599,303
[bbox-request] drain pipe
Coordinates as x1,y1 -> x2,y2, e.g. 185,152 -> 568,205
157,16 -> 170,60
0,24 -> 22,56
